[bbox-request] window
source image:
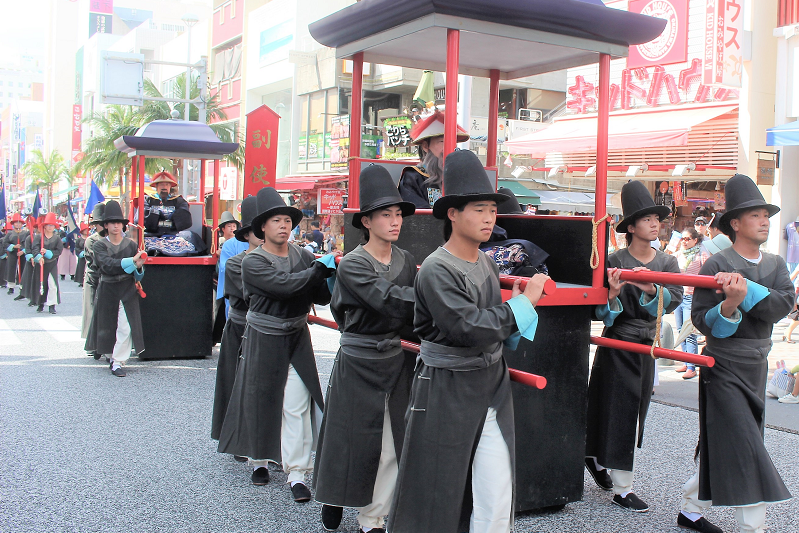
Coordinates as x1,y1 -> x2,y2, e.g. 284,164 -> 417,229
297,88 -> 340,171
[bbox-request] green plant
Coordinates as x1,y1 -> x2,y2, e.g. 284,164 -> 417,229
22,149 -> 71,209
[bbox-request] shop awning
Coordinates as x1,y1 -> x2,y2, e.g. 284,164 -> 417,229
498,179 -> 540,206
53,185 -> 81,199
534,190 -> 622,215
766,120 -> 799,146
275,174 -> 348,191
506,104 -> 738,156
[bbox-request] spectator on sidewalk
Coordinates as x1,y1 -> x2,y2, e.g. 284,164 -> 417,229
779,364 -> 799,404
673,228 -> 710,380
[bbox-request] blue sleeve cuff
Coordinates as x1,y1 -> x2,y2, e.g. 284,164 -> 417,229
315,254 -> 337,270
326,275 -> 336,294
133,267 -> 145,282
61,237 -> 67,243
25,254 -> 33,261
6,244 -> 13,252
596,297 -> 623,327
79,251 -> 85,258
740,279 -> 770,312
640,285 -> 671,316
121,257 -> 136,274
21,248 -> 27,254
705,303 -> 742,338
507,295 -> 540,342
44,250 -> 53,260
34,254 -> 42,262
504,331 -> 522,351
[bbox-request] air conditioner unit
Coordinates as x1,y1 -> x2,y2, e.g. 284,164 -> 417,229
517,108 -> 543,122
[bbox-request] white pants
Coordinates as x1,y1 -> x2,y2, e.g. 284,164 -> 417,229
281,365 -> 314,484
470,407 -> 513,533
356,400 -> 398,530
682,468 -> 767,533
44,272 -> 58,306
108,302 -> 132,365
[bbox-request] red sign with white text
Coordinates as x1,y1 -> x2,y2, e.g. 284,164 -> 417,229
703,0 -> 743,87
243,105 -> 280,198
627,0 -> 689,69
89,0 -> 113,14
317,188 -> 345,215
72,104 -> 82,162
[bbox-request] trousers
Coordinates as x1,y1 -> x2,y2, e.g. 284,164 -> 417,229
470,407 -> 513,533
109,302 -> 132,364
681,468 -> 767,533
355,401 -> 398,529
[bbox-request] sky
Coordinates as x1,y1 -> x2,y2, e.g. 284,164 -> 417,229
0,0 -> 49,67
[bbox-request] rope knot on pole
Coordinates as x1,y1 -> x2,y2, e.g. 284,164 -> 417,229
590,214 -> 610,269
650,286 -> 665,359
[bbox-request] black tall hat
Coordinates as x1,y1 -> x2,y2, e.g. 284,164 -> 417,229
616,180 -> 671,232
352,164 -> 415,229
719,174 -> 780,236
497,187 -> 523,214
432,150 -> 508,219
90,202 -> 106,225
217,211 -> 240,230
102,200 -> 128,225
235,196 -> 259,242
250,187 -> 303,239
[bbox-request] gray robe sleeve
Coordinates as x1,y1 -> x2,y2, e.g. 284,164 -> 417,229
337,253 -> 415,321
241,252 -> 329,301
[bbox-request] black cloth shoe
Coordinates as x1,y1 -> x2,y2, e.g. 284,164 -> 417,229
233,455 -> 248,462
60,274 -> 65,280
48,305 -> 56,315
585,458 -> 613,491
321,505 -> 343,531
612,493 -> 649,512
93,352 -> 102,360
36,304 -> 44,313
14,294 -> 25,301
28,301 -> 36,306
677,512 -> 723,533
7,288 -> 13,295
110,364 -> 127,377
291,482 -> 312,503
363,529 -> 385,533
251,467 -> 270,485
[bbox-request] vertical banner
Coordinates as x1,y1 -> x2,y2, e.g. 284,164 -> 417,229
72,105 -> 82,162
703,0 -> 743,87
243,105 -> 280,198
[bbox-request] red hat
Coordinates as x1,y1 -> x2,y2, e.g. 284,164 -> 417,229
151,171 -> 179,187
10,212 -> 24,223
79,223 -> 90,233
40,212 -> 61,229
410,111 -> 470,145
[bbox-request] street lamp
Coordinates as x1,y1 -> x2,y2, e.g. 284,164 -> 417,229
181,13 -> 199,196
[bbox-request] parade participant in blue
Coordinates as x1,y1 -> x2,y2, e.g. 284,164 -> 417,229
218,187 -> 335,503
212,210 -> 247,345
584,180 -> 683,513
4,212 -> 29,296
314,165 -> 417,533
677,174 -> 793,533
389,150 -> 550,533
31,212 -> 65,314
81,203 -> 106,345
74,224 -> 90,287
211,197 -> 261,444
397,111 -> 470,209
141,171 -> 206,256
84,200 -> 146,378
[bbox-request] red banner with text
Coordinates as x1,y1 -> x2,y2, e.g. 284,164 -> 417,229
243,105 -> 280,199
72,104 -> 82,162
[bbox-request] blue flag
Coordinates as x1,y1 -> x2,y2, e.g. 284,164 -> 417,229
31,189 -> 41,219
65,199 -> 80,252
0,175 -> 6,220
84,180 -> 105,216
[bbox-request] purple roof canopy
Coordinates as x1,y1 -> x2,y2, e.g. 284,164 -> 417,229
310,0 -> 667,79
114,119 -> 239,160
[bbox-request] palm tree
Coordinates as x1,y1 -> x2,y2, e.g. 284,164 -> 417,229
139,74 -> 245,170
22,149 -> 71,210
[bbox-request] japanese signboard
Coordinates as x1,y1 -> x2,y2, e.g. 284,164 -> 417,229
317,188 -> 345,215
72,105 -> 82,163
627,0 -> 689,69
330,115 -> 350,168
383,116 -> 413,147
703,0 -> 743,88
219,166 -> 238,200
89,13 -> 112,38
244,105 -> 280,198
89,0 -> 113,14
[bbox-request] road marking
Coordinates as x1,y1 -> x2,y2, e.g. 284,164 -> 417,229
0,319 -> 22,345
33,316 -> 83,343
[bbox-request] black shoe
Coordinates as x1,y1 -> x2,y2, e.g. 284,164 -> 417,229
251,467 -> 270,485
321,505 -> 343,531
291,482 -> 312,503
233,455 -> 248,462
93,352 -> 102,360
28,301 -> 36,307
7,288 -> 13,295
36,305 -> 44,313
110,364 -> 127,377
70,275 -> 74,281
363,530 -> 384,533
612,493 -> 649,512
14,294 -> 25,301
585,458 -> 613,491
48,305 -> 56,315
677,512 -> 723,533
60,275 -> 65,280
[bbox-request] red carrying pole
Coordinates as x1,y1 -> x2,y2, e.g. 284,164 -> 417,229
349,52 -> 364,209
444,28 -> 460,162
613,268 -> 721,289
499,274 -> 557,296
592,53 -> 611,290
487,69 -> 500,170
307,314 -> 547,389
137,155 -> 145,229
591,335 -> 715,367
129,159 -> 137,222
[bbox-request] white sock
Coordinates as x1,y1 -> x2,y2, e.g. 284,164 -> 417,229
619,491 -> 631,498
681,510 -> 702,521
593,458 -> 605,471
111,362 -> 121,371
290,480 -> 305,488
362,528 -> 373,533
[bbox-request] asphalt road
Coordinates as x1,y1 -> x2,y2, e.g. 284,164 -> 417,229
1,283 -> 796,532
